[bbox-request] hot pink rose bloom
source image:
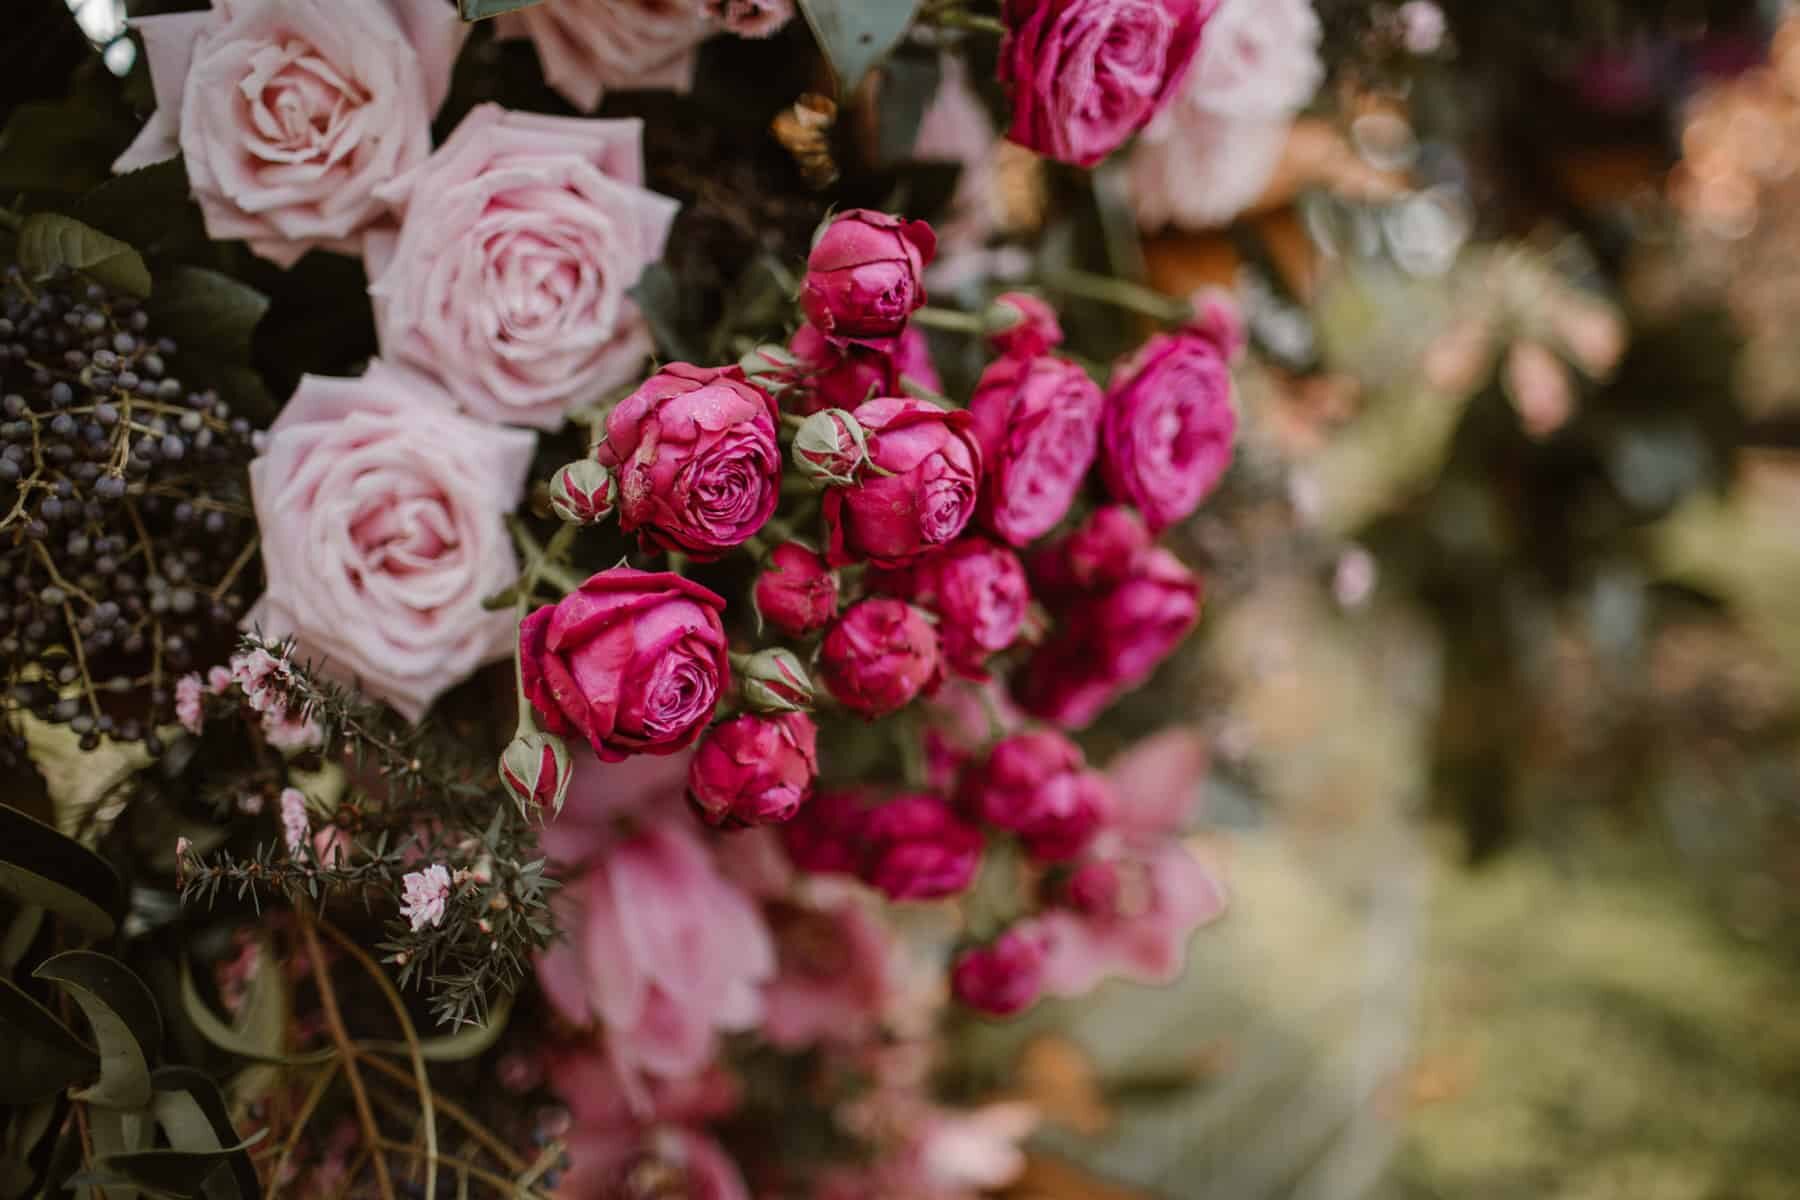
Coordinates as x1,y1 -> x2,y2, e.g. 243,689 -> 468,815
761,900 -> 894,1049
597,364 -> 782,557
519,568 -> 730,761
783,325 -> 941,417
1101,319 -> 1238,531
536,820 -> 774,1102
753,543 -> 839,637
246,362 -> 533,722
824,397 -> 982,568
1014,547 -> 1202,729
959,731 -> 1112,862
820,598 -> 943,718
687,713 -> 819,827
496,0 -> 716,112
115,0 -> 465,268
968,355 -> 1104,547
952,926 -> 1047,1016
987,293 -> 1065,359
1027,504 -> 1154,605
779,787 -> 868,876
366,104 -> 679,431
800,211 -> 937,346
999,0 -> 1219,168
870,539 -> 1028,681
857,794 -> 984,901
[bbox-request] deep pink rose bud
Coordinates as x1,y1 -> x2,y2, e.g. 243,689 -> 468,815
780,787 -> 867,875
734,647 -> 816,713
783,324 -> 941,416
498,730 -> 572,820
951,925 -> 1047,1015
1028,504 -> 1154,605
753,543 -> 840,637
968,354 -> 1104,547
793,408 -> 873,488
519,568 -> 730,761
824,397 -> 982,568
1014,547 -> 1202,729
1061,859 -> 1124,917
596,362 -> 782,557
548,460 -> 616,526
857,794 -> 984,900
986,292 -> 1065,359
1000,0 -> 1217,168
960,731 -> 1112,862
1101,322 -> 1237,532
870,539 -> 1028,680
820,598 -> 943,718
800,210 -> 937,345
688,712 -> 819,827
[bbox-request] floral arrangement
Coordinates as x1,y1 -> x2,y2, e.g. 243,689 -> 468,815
0,0 -> 1502,1194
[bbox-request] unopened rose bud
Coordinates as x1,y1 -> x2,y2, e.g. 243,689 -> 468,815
499,730 -> 572,820
984,291 -> 1064,358
548,460 -> 615,526
733,647 -> 816,713
740,342 -> 799,381
952,925 -> 1047,1016
793,408 -> 871,487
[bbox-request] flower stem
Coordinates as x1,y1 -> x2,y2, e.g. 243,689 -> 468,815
913,305 -> 990,335
1042,267 -> 1194,324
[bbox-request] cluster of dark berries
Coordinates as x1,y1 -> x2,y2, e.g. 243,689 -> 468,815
2,263 -> 261,755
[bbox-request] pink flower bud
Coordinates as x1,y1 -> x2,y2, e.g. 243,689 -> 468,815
800,210 -> 937,345
548,460 -> 616,526
499,730 -> 573,819
792,408 -> 872,488
952,925 -> 1047,1015
688,712 -> 819,827
1061,859 -> 1123,917
734,647 -> 816,713
857,794 -> 983,900
820,598 -> 942,718
985,292 -> 1064,359
753,543 -> 839,637
960,731 -> 1112,863
869,539 -> 1028,681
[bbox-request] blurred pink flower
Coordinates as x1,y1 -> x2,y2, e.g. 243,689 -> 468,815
760,900 -> 894,1049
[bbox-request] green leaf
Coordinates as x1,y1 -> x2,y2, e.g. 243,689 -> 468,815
16,213 -> 151,299
0,94 -> 126,195
85,1106 -> 151,1200
74,160 -> 207,258
72,1135 -> 266,1200
796,0 -> 921,95
35,951 -> 161,1109
150,1068 -> 261,1200
144,267 -> 269,363
418,988 -> 513,1062
0,1094 -> 62,1199
459,0 -> 543,17
0,804 -> 121,941
629,261 -> 700,364
178,959 -> 332,1068
0,977 -> 99,1104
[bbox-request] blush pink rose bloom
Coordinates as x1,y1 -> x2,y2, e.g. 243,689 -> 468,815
115,0 -> 465,268
1101,317 -> 1239,532
496,0 -> 717,112
1000,0 -> 1220,168
597,364 -> 782,557
968,354 -> 1105,547
800,211 -> 938,347
869,539 -> 1029,681
366,104 -> 679,430
519,568 -> 730,762
1130,0 -> 1324,230
761,899 -> 894,1049
246,362 -> 534,722
536,819 -> 775,1104
824,397 -> 982,568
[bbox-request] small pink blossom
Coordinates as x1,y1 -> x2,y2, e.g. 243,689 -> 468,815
175,673 -> 206,735
400,864 -> 453,931
279,787 -> 309,856
238,793 -> 265,815
231,648 -> 284,713
262,708 -> 324,751
206,666 -> 233,694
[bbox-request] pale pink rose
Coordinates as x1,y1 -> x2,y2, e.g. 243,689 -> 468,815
540,747 -> 696,867
399,864 -> 452,931
535,820 -> 774,1104
114,0 -> 465,268
175,673 -> 205,735
919,1104 -> 1038,1193
367,105 -> 679,430
760,900 -> 894,1050
246,362 -> 536,722
1130,0 -> 1324,231
496,0 -> 717,112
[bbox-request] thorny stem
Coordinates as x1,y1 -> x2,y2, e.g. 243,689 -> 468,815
296,902 -> 397,1200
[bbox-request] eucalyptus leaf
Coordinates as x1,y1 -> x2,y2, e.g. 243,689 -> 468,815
459,0 -> 542,17
85,1105 -> 151,1200
71,1135 -> 266,1200
151,1068 -> 261,1200
16,213 -> 152,298
796,0 -> 922,94
0,1094 -> 62,1200
0,904 -> 44,970
35,951 -> 161,1110
179,960 -> 332,1068
0,805 -> 121,941
0,977 -> 99,1104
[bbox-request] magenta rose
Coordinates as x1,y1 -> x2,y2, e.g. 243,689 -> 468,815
952,926 -> 1047,1015
800,211 -> 937,346
1028,504 -> 1154,605
688,713 -> 818,828
753,543 -> 839,638
1101,321 -> 1238,531
870,539 -> 1028,681
115,0 -> 465,268
824,397 -> 982,567
857,794 -> 984,900
968,354 -> 1105,547
820,598 -> 943,718
779,787 -> 869,876
988,292 -> 1065,359
519,568 -> 730,762
783,324 -> 942,417
367,104 -> 679,430
960,731 -> 1112,862
597,363 -> 781,557
1015,547 -> 1202,729
1000,0 -> 1218,168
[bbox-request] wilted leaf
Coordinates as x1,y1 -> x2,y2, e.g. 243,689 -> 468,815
796,0 -> 921,95
16,212 -> 151,298
0,804 -> 122,940
36,951 -> 161,1109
